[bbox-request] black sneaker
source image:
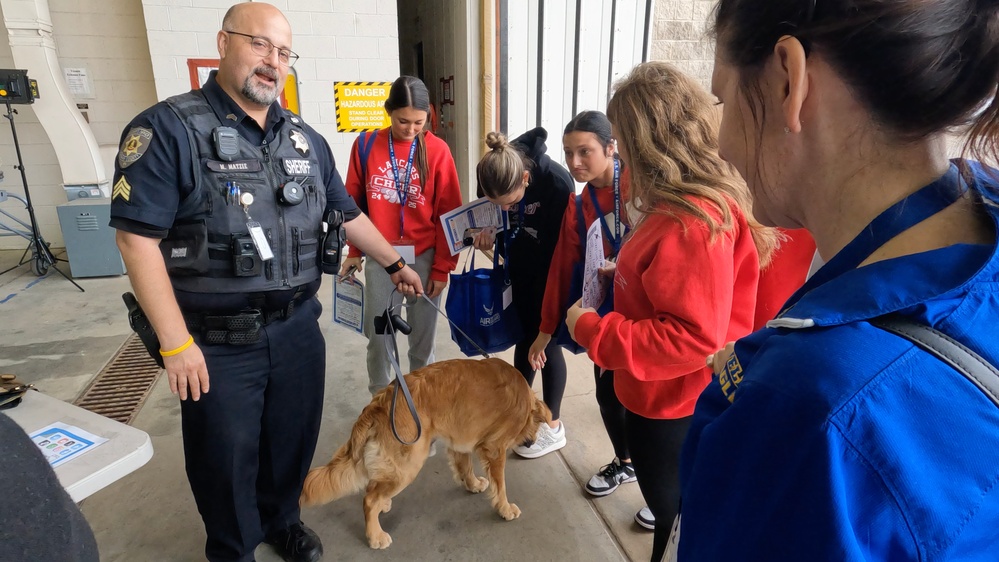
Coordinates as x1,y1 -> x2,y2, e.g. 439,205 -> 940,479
264,521 -> 323,562
585,458 -> 637,496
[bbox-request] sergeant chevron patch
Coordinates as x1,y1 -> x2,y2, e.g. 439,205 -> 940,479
113,176 -> 132,202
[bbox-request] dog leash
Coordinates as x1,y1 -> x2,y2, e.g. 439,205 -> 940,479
375,290 -> 423,445
377,287 -> 494,445
417,293 -> 492,358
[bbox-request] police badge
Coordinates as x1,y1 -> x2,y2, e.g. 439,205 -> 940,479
289,129 -> 310,156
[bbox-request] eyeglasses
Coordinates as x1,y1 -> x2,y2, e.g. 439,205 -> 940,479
224,30 -> 299,67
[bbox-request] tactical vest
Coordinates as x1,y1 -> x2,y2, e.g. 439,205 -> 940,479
160,91 -> 325,293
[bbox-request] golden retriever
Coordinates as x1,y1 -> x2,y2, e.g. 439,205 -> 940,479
300,357 -> 552,549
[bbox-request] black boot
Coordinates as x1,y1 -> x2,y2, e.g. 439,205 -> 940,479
264,521 -> 323,562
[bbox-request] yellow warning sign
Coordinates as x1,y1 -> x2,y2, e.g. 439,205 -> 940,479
334,81 -> 392,133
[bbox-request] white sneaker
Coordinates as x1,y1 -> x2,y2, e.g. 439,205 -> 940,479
513,422 -> 566,459
635,506 -> 655,530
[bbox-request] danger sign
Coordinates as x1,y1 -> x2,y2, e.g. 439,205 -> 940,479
334,81 -> 392,132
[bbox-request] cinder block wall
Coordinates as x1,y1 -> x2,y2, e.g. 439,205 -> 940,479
140,0 -> 401,169
649,0 -> 716,90
0,0 -> 156,250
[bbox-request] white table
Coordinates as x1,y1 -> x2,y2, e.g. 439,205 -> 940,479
6,390 -> 154,502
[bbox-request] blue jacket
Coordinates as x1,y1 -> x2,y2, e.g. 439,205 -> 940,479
678,161 -> 999,561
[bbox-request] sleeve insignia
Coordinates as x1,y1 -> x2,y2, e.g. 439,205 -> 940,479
118,127 -> 153,169
112,175 -> 132,202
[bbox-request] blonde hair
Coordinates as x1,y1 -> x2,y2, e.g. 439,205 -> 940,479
606,61 -> 778,266
476,132 -> 532,198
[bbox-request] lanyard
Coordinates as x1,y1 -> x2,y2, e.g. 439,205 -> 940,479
785,163 -> 967,310
388,134 -> 418,239
587,158 -> 623,255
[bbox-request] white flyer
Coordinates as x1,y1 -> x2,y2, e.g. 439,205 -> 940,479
30,422 -> 108,468
440,197 -> 508,255
582,219 -> 609,309
333,276 -> 364,334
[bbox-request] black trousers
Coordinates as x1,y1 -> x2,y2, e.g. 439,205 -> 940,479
595,367 -> 630,460
180,297 -> 326,562
625,410 -> 692,562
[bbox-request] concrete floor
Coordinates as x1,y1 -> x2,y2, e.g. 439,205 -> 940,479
1,248 -> 654,562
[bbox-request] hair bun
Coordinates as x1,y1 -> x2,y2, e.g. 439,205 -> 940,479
485,131 -> 509,151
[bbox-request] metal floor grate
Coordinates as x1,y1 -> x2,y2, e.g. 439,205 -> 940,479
74,334 -> 162,424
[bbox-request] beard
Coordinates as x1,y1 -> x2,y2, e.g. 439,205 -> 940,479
241,66 -> 281,106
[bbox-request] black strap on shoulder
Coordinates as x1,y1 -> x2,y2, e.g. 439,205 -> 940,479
356,131 -> 378,214
870,314 -> 999,407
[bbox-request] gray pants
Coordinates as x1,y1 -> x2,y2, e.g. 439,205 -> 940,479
362,250 -> 440,394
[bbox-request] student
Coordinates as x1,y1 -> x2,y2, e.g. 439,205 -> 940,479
564,62 -> 777,562
472,128 -> 575,457
677,1 -> 999,560
342,76 -> 463,395
526,112 -> 643,513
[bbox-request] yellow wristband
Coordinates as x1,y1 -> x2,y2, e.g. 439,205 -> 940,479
159,335 -> 194,357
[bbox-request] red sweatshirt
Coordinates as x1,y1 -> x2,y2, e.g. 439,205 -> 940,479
344,129 -> 463,281
539,174 -> 631,335
753,228 -> 816,329
573,196 -> 760,419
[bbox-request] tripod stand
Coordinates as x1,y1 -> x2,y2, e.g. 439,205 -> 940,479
0,98 -> 84,291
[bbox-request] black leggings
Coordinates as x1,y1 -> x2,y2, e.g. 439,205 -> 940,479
595,367 -> 630,460
513,334 -> 566,420
625,410 -> 692,562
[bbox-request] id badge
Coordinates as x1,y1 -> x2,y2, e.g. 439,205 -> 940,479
392,241 -> 416,265
246,221 -> 274,261
503,284 -> 513,310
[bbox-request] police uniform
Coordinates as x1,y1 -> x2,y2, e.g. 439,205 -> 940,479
676,161 -> 999,561
110,71 -> 359,562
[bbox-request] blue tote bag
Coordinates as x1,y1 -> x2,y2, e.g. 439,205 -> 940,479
445,245 -> 523,356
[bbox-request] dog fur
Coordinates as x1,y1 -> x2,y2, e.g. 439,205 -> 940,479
300,357 -> 552,549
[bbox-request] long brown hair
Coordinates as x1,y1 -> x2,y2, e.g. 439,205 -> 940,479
606,61 -> 778,265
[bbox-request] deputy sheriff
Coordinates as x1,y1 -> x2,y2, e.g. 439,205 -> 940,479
109,4 -> 422,562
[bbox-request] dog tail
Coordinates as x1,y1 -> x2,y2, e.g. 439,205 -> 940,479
300,408 -> 376,507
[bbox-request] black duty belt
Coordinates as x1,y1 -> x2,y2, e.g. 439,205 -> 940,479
183,290 -> 312,346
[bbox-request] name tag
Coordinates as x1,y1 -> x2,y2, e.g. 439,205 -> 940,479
207,159 -> 262,173
283,158 -> 313,175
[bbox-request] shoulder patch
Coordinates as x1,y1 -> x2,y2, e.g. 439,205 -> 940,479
112,175 -> 132,202
118,127 -> 153,169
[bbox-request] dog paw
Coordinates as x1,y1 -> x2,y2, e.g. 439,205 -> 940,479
368,530 -> 393,549
466,476 -> 489,493
497,502 -> 521,520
